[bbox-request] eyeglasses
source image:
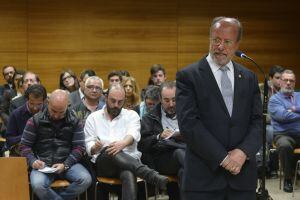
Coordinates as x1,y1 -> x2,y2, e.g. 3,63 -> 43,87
211,37 -> 234,47
62,75 -> 73,82
281,79 -> 295,83
86,85 -> 102,92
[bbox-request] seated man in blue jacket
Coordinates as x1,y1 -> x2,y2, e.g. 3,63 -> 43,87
269,69 -> 300,193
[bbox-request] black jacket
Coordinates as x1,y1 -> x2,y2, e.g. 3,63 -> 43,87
32,108 -> 80,166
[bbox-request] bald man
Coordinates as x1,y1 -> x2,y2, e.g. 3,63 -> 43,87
20,89 -> 92,200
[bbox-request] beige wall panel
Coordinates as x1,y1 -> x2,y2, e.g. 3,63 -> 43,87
28,52 -> 177,92
0,1 -> 27,52
0,53 -> 27,83
28,0 -> 177,52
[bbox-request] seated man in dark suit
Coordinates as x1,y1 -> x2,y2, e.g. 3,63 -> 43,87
6,85 -> 47,156
139,81 -> 185,200
269,69 -> 300,193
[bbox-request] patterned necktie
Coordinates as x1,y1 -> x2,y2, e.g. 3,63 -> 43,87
220,66 -> 233,116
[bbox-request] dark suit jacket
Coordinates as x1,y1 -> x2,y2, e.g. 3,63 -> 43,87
176,57 -> 262,192
69,89 -> 82,107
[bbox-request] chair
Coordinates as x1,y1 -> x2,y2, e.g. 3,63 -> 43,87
0,157 -> 30,200
278,147 -> 300,191
292,148 -> 300,197
31,179 -> 85,200
95,177 -> 148,200
154,175 -> 178,200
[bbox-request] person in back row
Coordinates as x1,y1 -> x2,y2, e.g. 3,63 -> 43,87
269,69 -> 300,193
9,71 -> 41,114
69,69 -> 96,107
20,89 -> 91,200
139,81 -> 185,200
5,84 -> 47,156
84,83 -> 168,200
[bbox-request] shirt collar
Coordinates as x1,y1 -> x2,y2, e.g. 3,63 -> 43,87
207,53 -> 234,73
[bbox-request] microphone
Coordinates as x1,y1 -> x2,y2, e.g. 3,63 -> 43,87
235,50 -> 248,59
235,50 -> 265,78
235,50 -> 271,199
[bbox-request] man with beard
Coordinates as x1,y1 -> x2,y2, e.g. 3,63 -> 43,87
84,83 -> 168,200
0,65 -> 17,97
9,71 -> 41,113
139,81 -> 185,200
269,69 -> 300,193
176,17 -> 262,200
20,89 -> 92,200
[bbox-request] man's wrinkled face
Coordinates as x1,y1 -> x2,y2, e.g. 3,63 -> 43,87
84,79 -> 102,100
209,21 -> 240,66
23,73 -> 38,92
280,73 -> 296,94
161,87 -> 176,115
106,89 -> 125,118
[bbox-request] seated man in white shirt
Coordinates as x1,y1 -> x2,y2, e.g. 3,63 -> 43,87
84,83 -> 168,200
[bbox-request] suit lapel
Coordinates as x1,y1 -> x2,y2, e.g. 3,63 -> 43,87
232,63 -> 244,117
199,58 -> 230,116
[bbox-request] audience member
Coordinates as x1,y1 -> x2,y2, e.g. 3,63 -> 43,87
148,64 -> 167,86
20,89 -> 91,199
260,65 -> 284,179
13,69 -> 26,97
139,81 -> 185,200
0,65 -> 17,97
9,71 -> 40,114
269,69 -> 300,193
73,76 -> 105,124
122,76 -> 140,110
6,84 -> 47,156
84,84 -> 168,200
59,69 -> 79,93
108,70 -> 123,86
69,69 -> 96,107
134,85 -> 160,118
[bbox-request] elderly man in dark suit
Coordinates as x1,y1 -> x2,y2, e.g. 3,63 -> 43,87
176,17 -> 263,200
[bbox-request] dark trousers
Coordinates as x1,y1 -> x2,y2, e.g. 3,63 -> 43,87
153,148 -> 185,200
274,134 -> 300,179
96,151 -> 152,200
183,188 -> 256,200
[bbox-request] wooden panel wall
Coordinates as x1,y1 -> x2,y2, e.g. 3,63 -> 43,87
0,0 -> 300,91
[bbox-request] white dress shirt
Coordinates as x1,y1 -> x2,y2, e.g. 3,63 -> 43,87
206,54 -> 235,91
84,108 -> 141,163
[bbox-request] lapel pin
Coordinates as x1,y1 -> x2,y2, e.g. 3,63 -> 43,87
238,74 -> 242,78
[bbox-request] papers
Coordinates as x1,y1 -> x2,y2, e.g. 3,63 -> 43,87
38,166 -> 58,173
165,129 -> 180,140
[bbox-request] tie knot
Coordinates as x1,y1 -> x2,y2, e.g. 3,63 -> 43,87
220,66 -> 229,72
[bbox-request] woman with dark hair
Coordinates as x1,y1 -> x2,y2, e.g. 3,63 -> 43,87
59,69 -> 79,93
